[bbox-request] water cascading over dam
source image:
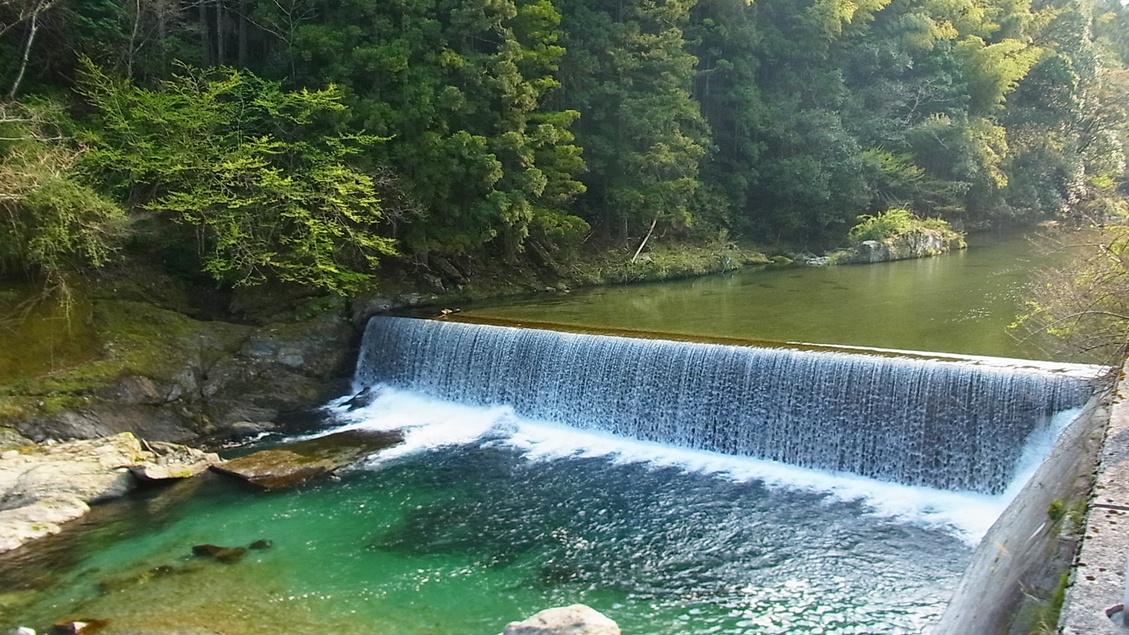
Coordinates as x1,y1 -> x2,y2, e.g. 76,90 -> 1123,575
355,316 -> 1095,494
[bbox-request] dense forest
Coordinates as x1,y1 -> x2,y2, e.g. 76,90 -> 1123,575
1,0 -> 1128,294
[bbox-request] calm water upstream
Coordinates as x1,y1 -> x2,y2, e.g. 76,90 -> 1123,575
0,233 -> 1092,634
461,232 -> 1067,361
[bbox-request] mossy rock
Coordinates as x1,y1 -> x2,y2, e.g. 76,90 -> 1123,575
211,429 -> 404,490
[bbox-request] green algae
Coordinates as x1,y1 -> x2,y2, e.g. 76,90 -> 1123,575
0,298 -> 252,426
0,283 -> 99,385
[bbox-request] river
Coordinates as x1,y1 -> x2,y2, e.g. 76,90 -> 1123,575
459,232 -> 1069,361
0,233 -> 1094,634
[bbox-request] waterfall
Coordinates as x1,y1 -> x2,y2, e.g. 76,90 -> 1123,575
354,316 -> 1096,494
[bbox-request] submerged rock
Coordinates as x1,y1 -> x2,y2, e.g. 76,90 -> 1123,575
97,562 -> 200,595
502,605 -> 620,635
211,429 -> 403,490
48,618 -> 110,634
191,544 -> 247,564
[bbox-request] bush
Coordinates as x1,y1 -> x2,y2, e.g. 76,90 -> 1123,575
847,208 -> 957,244
0,100 -> 123,283
78,61 -> 397,294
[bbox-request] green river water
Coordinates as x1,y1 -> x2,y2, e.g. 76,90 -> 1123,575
460,232 -> 1063,361
0,233 -> 1087,634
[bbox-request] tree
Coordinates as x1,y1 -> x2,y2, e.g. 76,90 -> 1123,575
1012,225 -> 1129,362
1,0 -> 63,97
556,0 -> 708,243
78,61 -> 397,293
286,0 -> 587,259
0,99 -> 123,284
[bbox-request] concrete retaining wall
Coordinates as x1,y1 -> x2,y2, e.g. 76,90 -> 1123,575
933,394 -> 1108,634
1060,373 -> 1129,634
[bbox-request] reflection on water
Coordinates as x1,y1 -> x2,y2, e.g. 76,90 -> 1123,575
462,233 -> 1077,361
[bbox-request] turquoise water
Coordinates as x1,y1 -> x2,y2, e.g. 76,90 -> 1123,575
0,386 -> 1082,634
2,435 -> 972,634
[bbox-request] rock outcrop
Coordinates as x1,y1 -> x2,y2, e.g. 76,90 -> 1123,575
826,228 -> 966,265
2,299 -> 356,445
0,432 -> 220,553
502,605 -> 621,635
211,428 -> 403,490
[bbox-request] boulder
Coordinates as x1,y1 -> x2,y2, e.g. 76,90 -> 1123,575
128,442 -> 221,482
0,494 -> 89,552
502,605 -> 621,635
829,228 -> 965,265
0,433 -> 145,510
211,429 -> 403,490
0,432 -> 220,553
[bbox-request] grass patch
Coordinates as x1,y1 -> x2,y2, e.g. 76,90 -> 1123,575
1028,572 -> 1070,635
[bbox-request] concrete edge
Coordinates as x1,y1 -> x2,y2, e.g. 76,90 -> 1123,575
933,394 -> 1108,634
1061,371 -> 1129,634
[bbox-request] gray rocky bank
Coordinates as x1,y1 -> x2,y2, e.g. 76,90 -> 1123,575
819,227 -> 967,265
0,432 -> 218,554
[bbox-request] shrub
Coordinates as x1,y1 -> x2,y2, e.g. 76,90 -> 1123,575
847,208 -> 956,244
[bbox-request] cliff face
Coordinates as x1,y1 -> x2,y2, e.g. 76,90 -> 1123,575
0,299 -> 357,446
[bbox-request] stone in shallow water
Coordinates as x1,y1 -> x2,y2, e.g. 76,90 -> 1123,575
128,441 -> 221,482
210,429 -> 404,490
191,544 -> 248,564
48,618 -> 110,634
502,604 -> 620,635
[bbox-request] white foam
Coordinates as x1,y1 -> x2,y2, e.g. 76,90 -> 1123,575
323,386 -> 1081,544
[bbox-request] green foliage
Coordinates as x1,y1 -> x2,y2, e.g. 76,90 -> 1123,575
1011,224 -> 1129,362
1027,572 -> 1070,635
77,61 -> 396,294
3,0 -> 1128,277
1046,498 -> 1066,521
286,0 -> 587,258
847,208 -> 960,243
557,0 -> 709,240
0,100 -> 123,283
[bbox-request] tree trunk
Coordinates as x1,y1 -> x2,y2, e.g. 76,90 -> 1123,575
8,8 -> 40,99
127,0 -> 142,77
200,0 -> 210,65
631,218 -> 658,263
215,0 -> 225,64
238,0 -> 248,66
